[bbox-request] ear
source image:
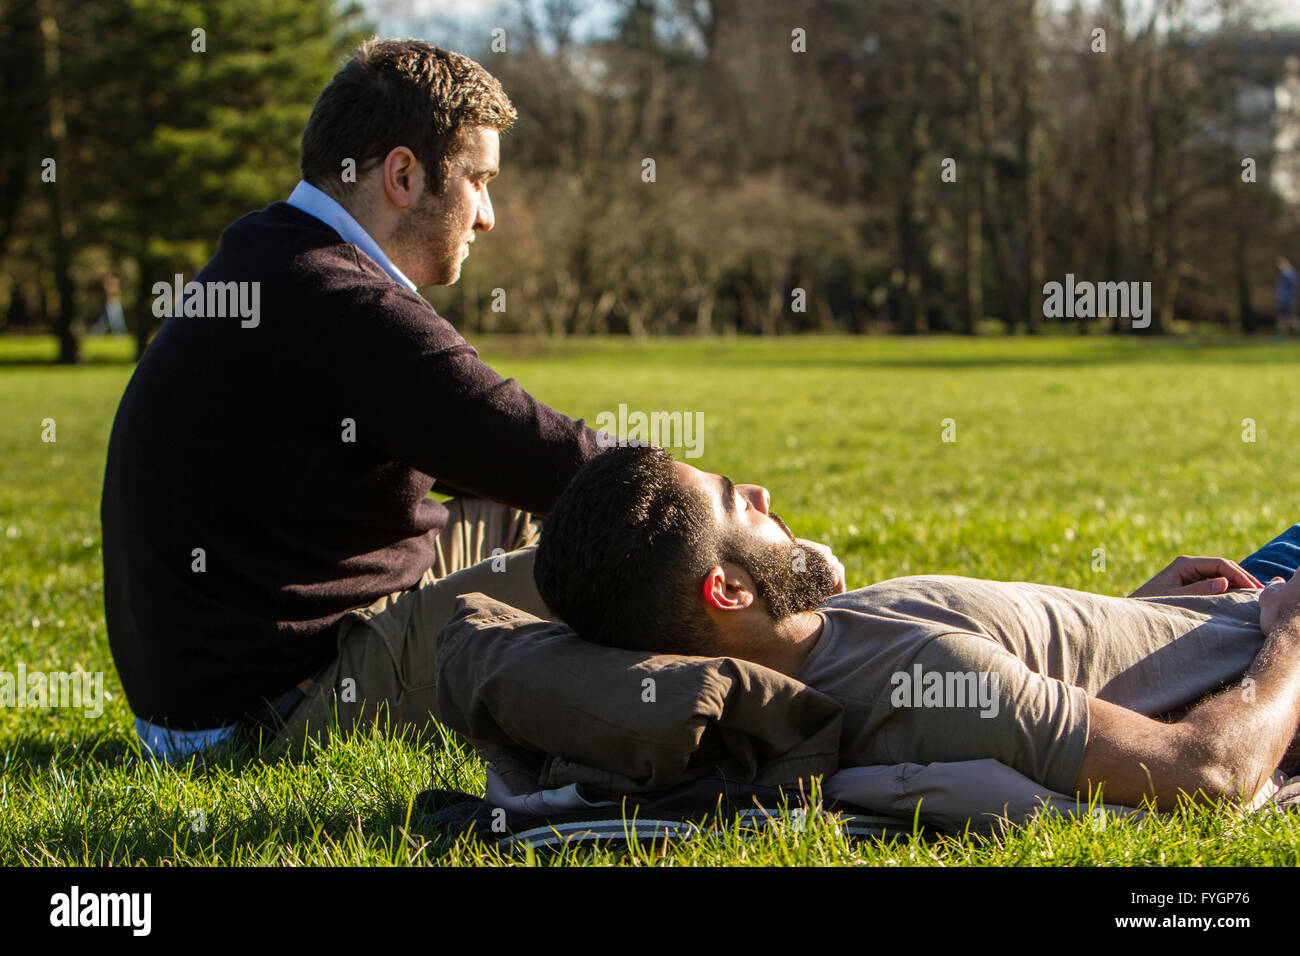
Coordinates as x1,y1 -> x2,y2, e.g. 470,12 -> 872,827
381,146 -> 422,210
700,563 -> 756,612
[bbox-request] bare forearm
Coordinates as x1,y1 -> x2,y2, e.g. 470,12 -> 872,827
1175,614 -> 1300,802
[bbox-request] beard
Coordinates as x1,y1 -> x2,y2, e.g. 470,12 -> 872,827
725,522 -> 840,622
391,186 -> 465,286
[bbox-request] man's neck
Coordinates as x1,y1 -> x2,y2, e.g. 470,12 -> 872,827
725,610 -> 825,677
778,610 -> 826,675
287,180 -> 414,290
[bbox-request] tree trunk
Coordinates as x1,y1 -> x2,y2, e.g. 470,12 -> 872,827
696,288 -> 715,335
133,256 -> 156,360
960,2 -> 985,335
1019,0 -> 1045,335
38,0 -> 79,364
1232,224 -> 1250,334
977,67 -> 1019,333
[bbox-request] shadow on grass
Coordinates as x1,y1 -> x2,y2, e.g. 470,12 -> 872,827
0,726 -> 287,781
3,334 -> 1298,372
1,742 -> 448,866
474,334 -> 1300,371
2,799 -> 443,867
0,718 -> 494,865
2,728 -> 140,773
0,335 -> 140,368
0,723 -> 941,866
0,356 -> 138,369
709,339 -> 1300,371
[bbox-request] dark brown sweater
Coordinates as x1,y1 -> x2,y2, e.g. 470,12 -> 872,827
101,201 -> 601,728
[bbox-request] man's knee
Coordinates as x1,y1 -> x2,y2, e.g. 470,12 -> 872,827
435,497 -> 542,577
264,543 -> 550,758
428,546 -> 551,621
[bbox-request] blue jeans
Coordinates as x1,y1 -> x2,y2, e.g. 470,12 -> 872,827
1240,524 -> 1300,582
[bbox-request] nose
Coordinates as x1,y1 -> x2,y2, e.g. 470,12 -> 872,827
736,483 -> 770,515
476,186 -> 494,233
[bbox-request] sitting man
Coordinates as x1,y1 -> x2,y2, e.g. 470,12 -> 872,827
102,39 -> 605,759
533,445 -> 1300,811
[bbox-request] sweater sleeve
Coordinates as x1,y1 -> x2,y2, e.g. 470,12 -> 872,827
337,284 -> 604,516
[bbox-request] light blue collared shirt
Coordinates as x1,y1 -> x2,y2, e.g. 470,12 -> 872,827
286,180 -> 418,292
133,180 -> 418,761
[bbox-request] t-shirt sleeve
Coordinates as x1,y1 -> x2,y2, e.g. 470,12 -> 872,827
879,631 -> 1090,795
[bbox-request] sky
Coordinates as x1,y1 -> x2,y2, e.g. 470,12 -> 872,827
357,0 -> 1300,49
358,0 -> 616,53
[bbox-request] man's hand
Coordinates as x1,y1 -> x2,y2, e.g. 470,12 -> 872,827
1080,565 -> 1300,809
1128,555 -> 1263,598
796,538 -> 847,594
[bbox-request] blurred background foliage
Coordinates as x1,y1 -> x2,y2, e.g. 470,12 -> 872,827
2,0 -> 1299,361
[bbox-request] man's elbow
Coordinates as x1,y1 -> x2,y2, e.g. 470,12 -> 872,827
1177,737 -> 1264,807
1183,762 -> 1242,805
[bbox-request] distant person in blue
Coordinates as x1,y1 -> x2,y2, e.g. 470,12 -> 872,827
89,272 -> 127,336
1276,257 -> 1299,335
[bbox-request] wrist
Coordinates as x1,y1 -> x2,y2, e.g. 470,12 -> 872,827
1268,609 -> 1300,641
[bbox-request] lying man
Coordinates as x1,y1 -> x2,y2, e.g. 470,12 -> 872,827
532,445 -> 1300,811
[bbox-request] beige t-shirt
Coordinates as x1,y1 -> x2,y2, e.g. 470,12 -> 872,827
795,576 -> 1264,794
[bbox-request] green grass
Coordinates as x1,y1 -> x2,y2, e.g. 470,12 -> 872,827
3,332 -> 1300,865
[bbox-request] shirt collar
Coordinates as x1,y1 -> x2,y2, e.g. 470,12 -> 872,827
286,180 -> 418,292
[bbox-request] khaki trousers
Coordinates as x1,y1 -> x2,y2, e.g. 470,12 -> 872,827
266,497 -> 551,757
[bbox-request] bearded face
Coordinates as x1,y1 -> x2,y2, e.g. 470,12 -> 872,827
723,515 -> 841,622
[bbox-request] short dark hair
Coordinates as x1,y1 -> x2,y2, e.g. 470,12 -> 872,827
300,38 -> 516,201
534,446 -> 720,655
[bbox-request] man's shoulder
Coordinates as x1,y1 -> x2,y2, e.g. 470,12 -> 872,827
813,578 -> 995,657
210,202 -> 439,317
825,575 -> 1008,608
205,201 -> 359,285
218,200 -> 339,249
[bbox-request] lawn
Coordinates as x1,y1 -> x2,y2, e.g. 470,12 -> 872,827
2,332 -> 1299,865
